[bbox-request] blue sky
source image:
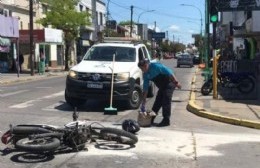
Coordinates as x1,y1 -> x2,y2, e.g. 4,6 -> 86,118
106,0 -> 205,44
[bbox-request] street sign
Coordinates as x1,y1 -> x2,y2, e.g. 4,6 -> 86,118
106,20 -> 117,29
152,32 -> 165,39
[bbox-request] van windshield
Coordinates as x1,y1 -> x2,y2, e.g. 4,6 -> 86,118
83,46 -> 136,62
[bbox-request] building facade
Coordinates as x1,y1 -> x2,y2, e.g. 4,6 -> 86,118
216,8 -> 260,99
0,0 -> 107,72
76,0 -> 106,61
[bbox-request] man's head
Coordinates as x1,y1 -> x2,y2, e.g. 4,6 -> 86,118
138,59 -> 150,72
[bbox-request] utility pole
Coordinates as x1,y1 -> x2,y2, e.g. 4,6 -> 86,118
154,21 -> 156,32
29,0 -> 34,76
92,0 -> 97,41
106,0 -> 111,37
130,5 -> 133,37
205,0 -> 210,70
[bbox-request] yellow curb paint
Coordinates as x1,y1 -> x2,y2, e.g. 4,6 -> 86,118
187,69 -> 260,130
240,120 -> 260,129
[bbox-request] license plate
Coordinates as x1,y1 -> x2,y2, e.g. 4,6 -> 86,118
87,83 -> 103,89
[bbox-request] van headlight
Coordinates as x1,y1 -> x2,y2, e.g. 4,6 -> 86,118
115,72 -> 129,82
68,70 -> 78,79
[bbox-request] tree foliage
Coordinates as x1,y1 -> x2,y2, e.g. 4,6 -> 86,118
160,41 -> 185,53
37,0 -> 91,70
119,20 -> 136,26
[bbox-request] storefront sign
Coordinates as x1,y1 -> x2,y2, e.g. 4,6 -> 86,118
19,30 -> 44,43
19,28 -> 63,44
0,37 -> 10,52
0,15 -> 19,38
0,37 -> 11,46
82,40 -> 90,46
44,28 -> 63,43
218,0 -> 260,11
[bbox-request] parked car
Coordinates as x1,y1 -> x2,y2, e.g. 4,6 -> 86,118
65,38 -> 155,109
193,54 -> 200,64
177,54 -> 193,68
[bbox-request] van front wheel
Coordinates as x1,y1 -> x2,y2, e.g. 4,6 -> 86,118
127,84 -> 142,109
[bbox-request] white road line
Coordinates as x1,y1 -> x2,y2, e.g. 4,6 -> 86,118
9,91 -> 64,109
36,87 -> 52,89
43,91 -> 64,99
10,99 -> 41,108
42,102 -> 65,111
0,90 -> 28,97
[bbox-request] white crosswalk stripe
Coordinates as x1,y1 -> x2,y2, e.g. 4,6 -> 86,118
9,91 -> 64,108
0,90 -> 28,97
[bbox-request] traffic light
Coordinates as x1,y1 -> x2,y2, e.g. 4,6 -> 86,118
210,7 -> 218,22
210,1 -> 218,23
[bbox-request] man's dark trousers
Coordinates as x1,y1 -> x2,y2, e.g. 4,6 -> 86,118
152,82 -> 175,121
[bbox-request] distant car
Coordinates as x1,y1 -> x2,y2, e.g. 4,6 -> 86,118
175,53 -> 182,59
193,54 -> 200,64
177,54 -> 193,68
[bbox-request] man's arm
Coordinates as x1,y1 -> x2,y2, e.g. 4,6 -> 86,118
142,91 -> 148,106
170,74 -> 182,89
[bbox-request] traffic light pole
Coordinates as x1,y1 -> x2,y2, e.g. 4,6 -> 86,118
204,0 -> 210,72
212,22 -> 216,49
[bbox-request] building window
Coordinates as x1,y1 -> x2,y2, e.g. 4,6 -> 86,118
79,4 -> 83,12
86,7 -> 89,13
99,12 -> 103,25
246,11 -> 252,19
96,11 -> 98,24
42,4 -> 47,14
9,10 -> 12,16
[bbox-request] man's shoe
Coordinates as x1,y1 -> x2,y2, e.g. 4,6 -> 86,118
157,119 -> 170,127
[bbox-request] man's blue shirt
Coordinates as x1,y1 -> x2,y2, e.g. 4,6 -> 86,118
143,62 -> 173,92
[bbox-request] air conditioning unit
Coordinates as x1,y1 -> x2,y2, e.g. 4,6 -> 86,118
3,9 -> 9,17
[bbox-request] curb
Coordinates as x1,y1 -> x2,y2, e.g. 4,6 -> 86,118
0,72 -> 67,85
186,69 -> 260,130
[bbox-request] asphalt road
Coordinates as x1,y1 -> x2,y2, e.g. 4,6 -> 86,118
0,59 -> 259,168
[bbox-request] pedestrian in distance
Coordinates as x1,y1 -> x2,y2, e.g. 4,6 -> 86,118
138,59 -> 181,127
17,53 -> 24,73
39,49 -> 45,75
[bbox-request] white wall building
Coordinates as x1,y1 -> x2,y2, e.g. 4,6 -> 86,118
0,0 -> 107,71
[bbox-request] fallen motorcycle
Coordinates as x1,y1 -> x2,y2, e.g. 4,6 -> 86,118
1,109 -> 138,153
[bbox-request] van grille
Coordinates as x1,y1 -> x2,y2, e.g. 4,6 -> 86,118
77,72 -> 114,82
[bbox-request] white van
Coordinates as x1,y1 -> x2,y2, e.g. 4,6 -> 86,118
65,40 -> 155,109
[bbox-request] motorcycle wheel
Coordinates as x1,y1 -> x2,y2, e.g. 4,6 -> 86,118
100,128 -> 138,145
201,79 -> 213,96
16,137 -> 60,153
237,77 -> 255,94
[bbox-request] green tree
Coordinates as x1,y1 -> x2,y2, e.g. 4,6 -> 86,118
37,0 -> 91,70
119,20 -> 136,26
161,41 -> 171,53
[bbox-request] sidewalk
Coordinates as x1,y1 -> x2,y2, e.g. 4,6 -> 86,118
187,68 -> 260,129
0,68 -> 67,85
